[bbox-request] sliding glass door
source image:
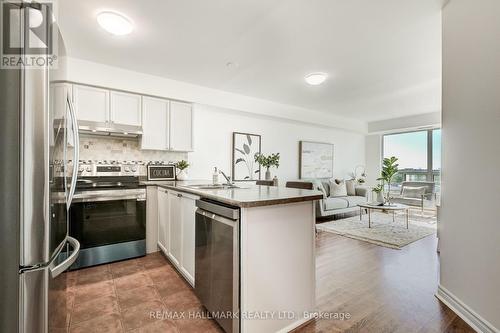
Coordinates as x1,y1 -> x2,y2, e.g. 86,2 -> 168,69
383,129 -> 441,200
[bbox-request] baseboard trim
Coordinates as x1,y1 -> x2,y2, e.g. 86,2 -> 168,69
278,316 -> 313,333
436,285 -> 498,333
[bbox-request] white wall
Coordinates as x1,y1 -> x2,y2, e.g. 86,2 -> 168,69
60,57 -> 366,133
59,57 -> 366,183
367,112 -> 441,134
188,104 -> 365,182
440,0 -> 500,331
364,135 -> 382,187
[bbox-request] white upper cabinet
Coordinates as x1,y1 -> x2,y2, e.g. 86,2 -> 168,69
141,97 -> 169,150
50,83 -> 72,120
72,85 -> 109,124
169,101 -> 193,152
110,91 -> 142,127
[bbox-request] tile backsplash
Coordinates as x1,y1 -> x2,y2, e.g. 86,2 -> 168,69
79,134 -> 187,163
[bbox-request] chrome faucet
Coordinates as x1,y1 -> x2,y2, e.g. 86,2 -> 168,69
219,170 -> 232,185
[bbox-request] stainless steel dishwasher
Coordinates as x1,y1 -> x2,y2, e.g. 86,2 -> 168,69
195,199 -> 240,333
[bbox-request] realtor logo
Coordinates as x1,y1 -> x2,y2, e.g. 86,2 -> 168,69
1,0 -> 58,68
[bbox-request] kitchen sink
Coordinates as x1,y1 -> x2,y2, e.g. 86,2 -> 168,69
184,184 -> 240,190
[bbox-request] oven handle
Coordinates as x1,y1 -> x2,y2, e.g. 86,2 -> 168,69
72,194 -> 146,203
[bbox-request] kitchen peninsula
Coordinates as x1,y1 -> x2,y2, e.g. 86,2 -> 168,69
143,180 -> 322,333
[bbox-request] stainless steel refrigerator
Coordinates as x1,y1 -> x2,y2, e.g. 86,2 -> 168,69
0,2 -> 80,332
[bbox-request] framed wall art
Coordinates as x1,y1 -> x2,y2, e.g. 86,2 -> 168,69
299,141 -> 334,179
232,132 -> 261,181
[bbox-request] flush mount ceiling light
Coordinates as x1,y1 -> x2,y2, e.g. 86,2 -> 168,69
304,72 -> 328,86
97,11 -> 133,36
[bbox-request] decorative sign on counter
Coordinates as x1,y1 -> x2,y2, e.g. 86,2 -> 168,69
147,164 -> 176,180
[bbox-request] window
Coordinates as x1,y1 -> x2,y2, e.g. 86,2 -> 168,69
432,129 -> 441,194
382,129 -> 441,196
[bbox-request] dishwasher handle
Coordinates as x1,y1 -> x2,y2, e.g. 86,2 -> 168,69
196,208 -> 237,227
195,199 -> 239,220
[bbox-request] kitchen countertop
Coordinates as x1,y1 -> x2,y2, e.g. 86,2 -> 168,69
140,180 -> 323,208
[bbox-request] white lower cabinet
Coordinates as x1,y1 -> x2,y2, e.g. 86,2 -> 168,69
146,186 -> 159,254
168,192 -> 182,266
157,188 -> 170,254
157,188 -> 199,286
180,193 -> 197,281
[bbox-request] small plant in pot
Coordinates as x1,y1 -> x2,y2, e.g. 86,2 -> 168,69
376,156 -> 399,205
175,160 -> 190,181
254,153 -> 280,180
371,184 -> 384,204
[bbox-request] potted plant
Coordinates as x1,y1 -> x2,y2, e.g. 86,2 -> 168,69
175,160 -> 190,181
254,153 -> 280,180
377,156 -> 399,205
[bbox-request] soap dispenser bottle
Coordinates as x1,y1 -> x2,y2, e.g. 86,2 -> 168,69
212,167 -> 219,185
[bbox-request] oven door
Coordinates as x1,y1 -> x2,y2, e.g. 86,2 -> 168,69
69,193 -> 146,268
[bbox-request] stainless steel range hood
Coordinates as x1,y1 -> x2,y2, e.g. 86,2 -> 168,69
78,120 -> 142,138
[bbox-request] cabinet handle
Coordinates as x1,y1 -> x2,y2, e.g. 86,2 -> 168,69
177,193 -> 182,198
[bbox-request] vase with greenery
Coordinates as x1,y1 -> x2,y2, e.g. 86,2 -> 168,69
175,160 -> 189,181
376,156 -> 399,205
254,153 -> 280,180
371,184 -> 384,204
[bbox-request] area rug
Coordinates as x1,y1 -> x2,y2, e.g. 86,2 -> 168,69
316,210 -> 436,249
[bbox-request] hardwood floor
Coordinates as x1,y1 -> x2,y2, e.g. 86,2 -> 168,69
296,232 -> 475,333
64,231 -> 474,332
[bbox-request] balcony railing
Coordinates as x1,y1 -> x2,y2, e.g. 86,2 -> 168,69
385,168 -> 441,195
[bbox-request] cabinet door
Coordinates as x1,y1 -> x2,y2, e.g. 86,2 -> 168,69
168,191 -> 183,266
50,83 -> 72,121
181,194 -> 198,283
49,83 -> 72,147
157,188 -> 169,253
169,101 -> 193,151
146,186 -> 159,254
72,85 -> 109,124
110,91 -> 142,127
141,97 -> 169,150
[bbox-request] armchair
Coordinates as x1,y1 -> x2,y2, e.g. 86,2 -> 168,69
391,181 -> 436,211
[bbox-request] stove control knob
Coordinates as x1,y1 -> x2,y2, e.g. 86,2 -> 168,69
78,166 -> 84,173
85,166 -> 92,172
124,166 -> 130,172
131,166 -> 137,172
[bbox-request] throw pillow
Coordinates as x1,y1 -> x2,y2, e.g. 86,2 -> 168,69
345,180 -> 356,196
310,179 -> 327,198
402,186 -> 426,198
330,179 -> 348,197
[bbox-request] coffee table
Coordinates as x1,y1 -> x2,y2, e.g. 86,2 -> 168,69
358,203 -> 410,229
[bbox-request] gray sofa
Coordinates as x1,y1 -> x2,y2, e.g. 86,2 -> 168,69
299,179 -> 369,218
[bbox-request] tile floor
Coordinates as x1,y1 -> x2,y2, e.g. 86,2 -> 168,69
64,252 -> 223,332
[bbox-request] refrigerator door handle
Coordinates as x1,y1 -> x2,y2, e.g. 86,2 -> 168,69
66,94 -> 80,207
50,236 -> 80,278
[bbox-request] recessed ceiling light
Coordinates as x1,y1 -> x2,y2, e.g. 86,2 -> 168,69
226,62 -> 239,69
304,72 -> 328,86
97,11 -> 133,36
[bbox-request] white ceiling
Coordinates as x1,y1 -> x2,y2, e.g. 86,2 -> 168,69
58,0 -> 442,122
